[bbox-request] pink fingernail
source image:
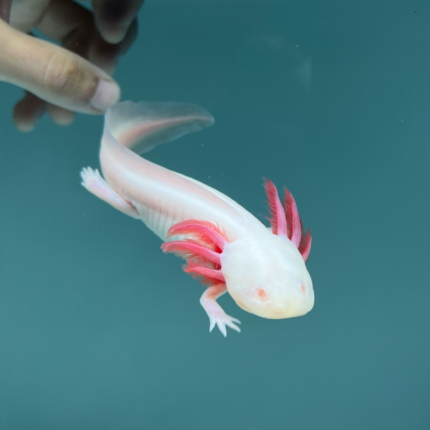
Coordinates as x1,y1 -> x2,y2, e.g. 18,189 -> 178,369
90,79 -> 121,112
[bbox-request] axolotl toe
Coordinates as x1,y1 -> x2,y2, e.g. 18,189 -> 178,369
81,101 -> 314,336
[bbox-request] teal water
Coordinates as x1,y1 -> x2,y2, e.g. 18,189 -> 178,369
1,1 -> 429,429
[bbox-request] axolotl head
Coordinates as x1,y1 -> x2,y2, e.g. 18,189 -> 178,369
162,179 -> 314,323
221,233 -> 314,319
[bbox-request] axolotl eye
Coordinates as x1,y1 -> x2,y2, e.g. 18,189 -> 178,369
256,288 -> 267,300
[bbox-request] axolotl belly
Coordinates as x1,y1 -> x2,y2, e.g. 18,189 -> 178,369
81,101 -> 314,336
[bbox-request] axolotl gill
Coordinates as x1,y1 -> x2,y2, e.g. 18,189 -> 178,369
81,101 -> 314,336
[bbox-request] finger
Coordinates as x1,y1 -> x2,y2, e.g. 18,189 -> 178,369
35,0 -> 101,124
0,20 -> 120,114
38,0 -> 138,74
92,0 -> 144,44
35,0 -> 132,128
0,0 -> 12,22
15,94 -> 75,129
48,105 -> 75,126
88,19 -> 138,74
13,92 -> 47,132
36,0 -> 93,56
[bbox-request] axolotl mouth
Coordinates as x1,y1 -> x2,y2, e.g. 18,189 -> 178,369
233,293 -> 314,319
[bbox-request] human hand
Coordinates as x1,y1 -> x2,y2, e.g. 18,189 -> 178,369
0,0 -> 144,131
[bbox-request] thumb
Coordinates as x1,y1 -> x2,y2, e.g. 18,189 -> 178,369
0,20 -> 120,114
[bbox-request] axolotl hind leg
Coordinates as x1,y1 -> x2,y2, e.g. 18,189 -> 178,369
80,167 -> 140,219
162,219 -> 241,336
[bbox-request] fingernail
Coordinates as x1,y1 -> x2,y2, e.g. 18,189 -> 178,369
16,122 -> 35,133
103,25 -> 128,44
90,79 -> 120,112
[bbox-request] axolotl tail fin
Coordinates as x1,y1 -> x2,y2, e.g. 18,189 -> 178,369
104,101 -> 215,155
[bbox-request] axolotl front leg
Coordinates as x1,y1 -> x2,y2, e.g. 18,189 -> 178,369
200,283 -> 241,336
162,219 -> 241,336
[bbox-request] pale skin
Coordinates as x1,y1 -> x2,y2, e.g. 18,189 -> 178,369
0,0 -> 144,131
81,101 -> 314,336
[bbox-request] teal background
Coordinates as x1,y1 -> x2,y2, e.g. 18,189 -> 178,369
1,1 -> 429,429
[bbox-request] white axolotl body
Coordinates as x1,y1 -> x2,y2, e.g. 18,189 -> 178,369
81,101 -> 314,336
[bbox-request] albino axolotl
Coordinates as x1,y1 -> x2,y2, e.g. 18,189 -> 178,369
81,101 -> 314,336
